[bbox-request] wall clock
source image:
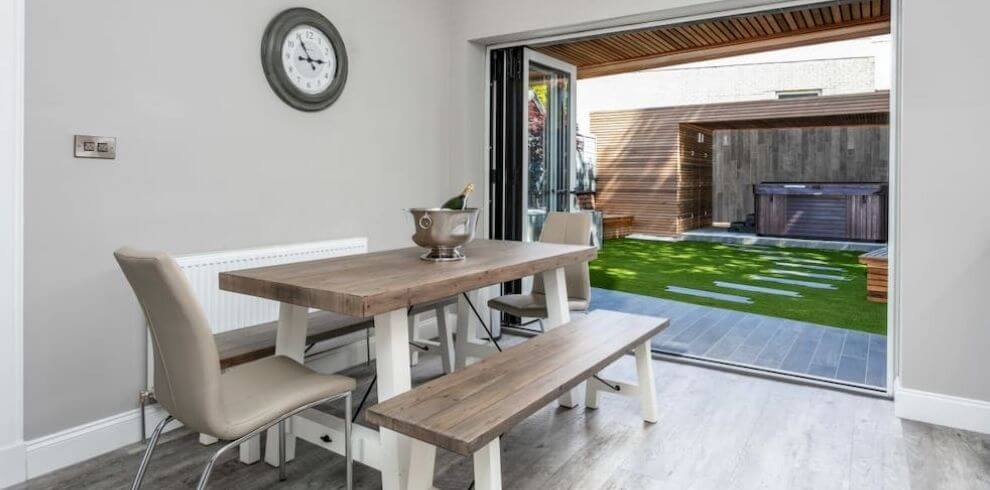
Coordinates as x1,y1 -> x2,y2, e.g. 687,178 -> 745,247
261,8 -> 348,112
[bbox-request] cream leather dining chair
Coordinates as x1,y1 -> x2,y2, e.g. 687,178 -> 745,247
488,212 -> 593,330
114,247 -> 355,490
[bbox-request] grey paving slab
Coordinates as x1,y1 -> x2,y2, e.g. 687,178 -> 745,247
780,324 -> 826,373
704,313 -> 763,358
768,269 -> 849,281
808,329 -> 847,378
685,310 -> 747,356
775,262 -> 846,272
727,319 -> 783,365
714,281 -> 801,297
663,308 -> 732,351
651,304 -> 717,344
665,285 -> 753,304
753,322 -> 803,369
750,275 -> 838,289
866,335 -> 888,387
589,288 -> 887,389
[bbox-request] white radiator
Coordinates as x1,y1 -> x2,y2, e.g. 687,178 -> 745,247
146,238 -> 367,392
173,237 -> 367,334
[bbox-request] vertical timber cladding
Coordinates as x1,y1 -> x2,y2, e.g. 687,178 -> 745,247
590,92 -> 889,236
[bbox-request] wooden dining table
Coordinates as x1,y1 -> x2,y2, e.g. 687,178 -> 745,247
219,239 -> 597,489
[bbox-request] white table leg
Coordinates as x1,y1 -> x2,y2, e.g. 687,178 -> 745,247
408,312 -> 420,366
375,308 -> 415,490
263,303 -> 309,466
635,341 -> 659,423
473,439 -> 502,490
407,439 -> 437,490
542,267 -> 577,408
455,291 -> 481,370
436,304 -> 455,374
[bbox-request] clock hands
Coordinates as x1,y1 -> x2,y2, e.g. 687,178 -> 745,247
298,56 -> 325,65
296,34 -> 323,71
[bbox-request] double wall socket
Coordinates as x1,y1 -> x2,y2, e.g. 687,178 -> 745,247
74,135 -> 117,159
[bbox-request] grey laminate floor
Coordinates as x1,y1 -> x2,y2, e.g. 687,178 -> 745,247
14,349 -> 988,489
591,288 -> 888,389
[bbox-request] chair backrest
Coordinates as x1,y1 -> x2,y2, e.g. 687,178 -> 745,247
533,212 -> 592,301
114,247 -> 225,435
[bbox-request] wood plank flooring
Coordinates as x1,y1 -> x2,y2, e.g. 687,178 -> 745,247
591,287 -> 887,389
13,343 -> 989,489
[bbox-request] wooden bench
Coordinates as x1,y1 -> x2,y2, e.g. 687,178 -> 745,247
858,247 -> 888,303
366,309 -> 668,489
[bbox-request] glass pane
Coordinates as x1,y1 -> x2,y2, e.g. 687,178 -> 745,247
525,62 -> 572,242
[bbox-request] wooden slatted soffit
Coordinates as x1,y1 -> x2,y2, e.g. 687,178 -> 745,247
533,0 -> 890,79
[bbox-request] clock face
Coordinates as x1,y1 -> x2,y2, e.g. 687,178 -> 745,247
261,8 -> 348,112
281,25 -> 337,95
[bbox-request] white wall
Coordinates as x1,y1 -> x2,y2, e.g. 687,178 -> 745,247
24,0 -> 452,440
0,0 -> 25,486
895,0 -> 990,430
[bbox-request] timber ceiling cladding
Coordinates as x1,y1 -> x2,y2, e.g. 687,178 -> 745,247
533,0 -> 891,79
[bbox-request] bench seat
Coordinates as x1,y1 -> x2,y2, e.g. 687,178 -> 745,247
366,309 -> 667,489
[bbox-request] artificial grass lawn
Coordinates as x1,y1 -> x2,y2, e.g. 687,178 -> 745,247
589,238 -> 887,335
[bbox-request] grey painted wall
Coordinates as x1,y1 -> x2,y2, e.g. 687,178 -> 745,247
24,0 -> 451,438
712,126 -> 889,223
899,0 -> 990,404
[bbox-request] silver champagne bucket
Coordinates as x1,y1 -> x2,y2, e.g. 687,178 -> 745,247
408,208 -> 480,261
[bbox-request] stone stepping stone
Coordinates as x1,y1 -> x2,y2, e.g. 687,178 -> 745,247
714,281 -> 801,297
768,269 -> 849,281
750,275 -> 837,290
775,262 -> 845,272
759,255 -> 831,265
665,285 -> 753,304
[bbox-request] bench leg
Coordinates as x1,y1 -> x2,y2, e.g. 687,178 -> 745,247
542,267 -> 577,408
264,303 -> 308,466
238,434 -> 261,464
407,439 -> 437,490
436,304 -> 455,374
635,341 -> 659,423
473,439 -> 502,490
585,378 -> 600,409
199,433 -> 218,446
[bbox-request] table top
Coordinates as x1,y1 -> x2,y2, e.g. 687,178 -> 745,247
219,239 -> 597,318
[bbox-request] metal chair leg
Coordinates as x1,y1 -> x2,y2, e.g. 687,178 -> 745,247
345,392 -> 353,490
278,420 -> 287,481
131,415 -> 172,490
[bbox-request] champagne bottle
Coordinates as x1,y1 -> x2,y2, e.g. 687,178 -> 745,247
440,183 -> 474,209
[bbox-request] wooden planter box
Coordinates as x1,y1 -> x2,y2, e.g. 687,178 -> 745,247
859,247 -> 889,303
603,215 -> 634,239
755,183 -> 887,242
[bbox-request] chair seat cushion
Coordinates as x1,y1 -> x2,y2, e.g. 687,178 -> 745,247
487,293 -> 588,318
216,355 -> 355,440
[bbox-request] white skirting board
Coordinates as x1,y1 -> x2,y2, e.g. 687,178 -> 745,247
895,378 -> 990,435
25,403 -> 176,480
0,442 -> 27,488
19,333 -> 388,481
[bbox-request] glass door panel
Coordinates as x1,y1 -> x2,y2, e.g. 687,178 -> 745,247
523,50 -> 577,242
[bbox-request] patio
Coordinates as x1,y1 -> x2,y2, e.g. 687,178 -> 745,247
590,288 -> 887,389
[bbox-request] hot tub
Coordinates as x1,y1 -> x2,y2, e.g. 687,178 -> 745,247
754,183 -> 887,242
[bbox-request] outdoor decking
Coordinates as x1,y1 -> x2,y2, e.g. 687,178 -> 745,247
591,288 -> 887,389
